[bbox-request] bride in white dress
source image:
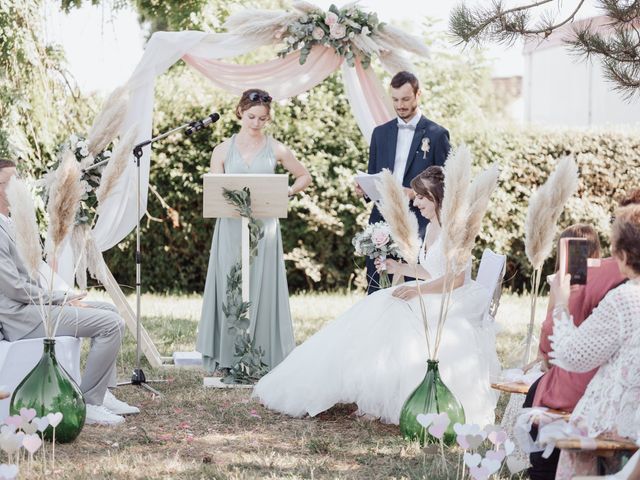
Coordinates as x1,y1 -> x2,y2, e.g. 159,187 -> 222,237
253,166 -> 500,426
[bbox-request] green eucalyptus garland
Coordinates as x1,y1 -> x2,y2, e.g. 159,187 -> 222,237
221,187 -> 269,384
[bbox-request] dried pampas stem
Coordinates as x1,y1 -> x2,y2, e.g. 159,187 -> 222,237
6,177 -> 42,279
87,85 -> 129,157
46,150 -> 83,259
95,125 -> 138,204
376,169 -> 420,264
376,170 -> 431,356
71,224 -> 89,290
86,235 -> 107,285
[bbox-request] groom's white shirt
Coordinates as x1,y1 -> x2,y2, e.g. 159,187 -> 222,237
393,108 -> 422,184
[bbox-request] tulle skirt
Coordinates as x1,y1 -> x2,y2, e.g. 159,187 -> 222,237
253,281 -> 500,426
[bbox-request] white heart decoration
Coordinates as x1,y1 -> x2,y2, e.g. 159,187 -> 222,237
47,412 -> 63,428
481,457 -> 502,475
22,434 -> 42,454
503,439 -> 515,455
0,432 -> 22,455
467,434 -> 485,450
416,413 -> 437,428
463,452 -> 482,468
469,465 -> 490,480
0,425 -> 16,435
488,430 -> 508,445
20,420 -> 37,435
0,463 -> 19,480
506,456 -> 529,474
33,417 -> 49,433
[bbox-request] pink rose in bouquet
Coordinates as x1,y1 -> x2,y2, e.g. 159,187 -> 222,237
324,11 -> 338,26
330,22 -> 347,39
312,26 -> 325,40
371,229 -> 390,247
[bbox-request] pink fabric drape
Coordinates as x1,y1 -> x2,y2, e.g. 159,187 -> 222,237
355,59 -> 394,125
183,45 -> 343,101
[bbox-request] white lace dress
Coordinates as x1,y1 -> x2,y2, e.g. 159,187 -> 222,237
548,279 -> 640,479
252,227 -> 500,426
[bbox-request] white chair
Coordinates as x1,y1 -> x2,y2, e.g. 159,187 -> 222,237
0,336 -> 82,419
475,249 -> 507,323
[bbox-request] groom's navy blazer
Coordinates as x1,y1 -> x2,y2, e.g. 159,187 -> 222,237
366,115 -> 450,293
368,115 -> 451,235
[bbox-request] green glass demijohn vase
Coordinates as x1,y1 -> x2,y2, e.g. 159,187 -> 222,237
399,360 -> 465,446
10,338 -> 86,443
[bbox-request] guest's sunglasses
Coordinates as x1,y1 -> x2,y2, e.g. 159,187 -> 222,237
248,92 -> 272,103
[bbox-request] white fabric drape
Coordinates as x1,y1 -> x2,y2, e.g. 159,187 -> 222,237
57,31 -> 395,286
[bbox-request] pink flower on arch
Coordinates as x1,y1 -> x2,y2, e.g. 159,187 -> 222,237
324,11 -> 338,26
330,22 -> 347,39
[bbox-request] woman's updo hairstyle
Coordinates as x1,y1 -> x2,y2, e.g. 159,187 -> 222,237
235,88 -> 273,120
611,204 -> 640,275
410,165 -> 445,223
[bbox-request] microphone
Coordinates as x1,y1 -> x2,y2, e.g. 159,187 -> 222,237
185,112 -> 220,136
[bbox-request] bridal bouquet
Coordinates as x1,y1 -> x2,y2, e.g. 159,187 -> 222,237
352,221 -> 399,288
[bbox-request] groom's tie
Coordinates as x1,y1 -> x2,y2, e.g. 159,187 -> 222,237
398,124 -> 416,131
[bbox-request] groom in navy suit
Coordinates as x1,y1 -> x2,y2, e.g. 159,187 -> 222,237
357,71 -> 451,294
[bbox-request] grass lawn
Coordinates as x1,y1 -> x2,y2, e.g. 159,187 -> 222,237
23,291 -> 546,479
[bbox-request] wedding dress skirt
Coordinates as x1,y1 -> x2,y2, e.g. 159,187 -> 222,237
253,280 -> 500,426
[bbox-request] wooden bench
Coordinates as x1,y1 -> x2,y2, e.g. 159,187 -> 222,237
491,381 -> 530,395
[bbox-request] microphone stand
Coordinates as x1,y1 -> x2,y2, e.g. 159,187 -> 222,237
118,119 -> 202,396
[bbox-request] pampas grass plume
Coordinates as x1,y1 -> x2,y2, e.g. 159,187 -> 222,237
87,85 -> 129,157
376,169 -> 420,264
6,177 -> 42,279
95,125 -> 138,204
441,144 -> 472,263
458,164 -> 500,266
525,156 -> 579,270
46,150 -> 83,257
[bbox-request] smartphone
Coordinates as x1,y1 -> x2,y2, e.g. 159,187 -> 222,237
559,237 -> 589,285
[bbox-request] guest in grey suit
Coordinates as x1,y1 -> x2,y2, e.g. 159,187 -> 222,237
356,71 -> 451,293
0,159 -> 138,425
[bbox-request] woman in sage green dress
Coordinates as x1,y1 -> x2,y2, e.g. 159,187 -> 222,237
197,89 -> 312,373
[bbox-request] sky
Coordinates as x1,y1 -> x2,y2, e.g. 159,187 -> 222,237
42,0 -> 603,94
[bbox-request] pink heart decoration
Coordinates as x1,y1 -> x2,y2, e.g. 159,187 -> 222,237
22,434 -> 42,454
456,434 -> 470,449
33,417 -> 49,433
0,463 -> 18,480
47,412 -> 63,428
3,417 -> 21,428
428,423 -> 446,439
469,465 -> 490,480
488,430 -> 508,446
19,408 -> 36,422
485,449 -> 506,462
463,452 -> 482,468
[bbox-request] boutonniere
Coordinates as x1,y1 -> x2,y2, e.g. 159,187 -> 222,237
421,138 -> 430,159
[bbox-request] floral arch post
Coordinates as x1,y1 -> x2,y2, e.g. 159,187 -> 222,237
55,2 -> 429,365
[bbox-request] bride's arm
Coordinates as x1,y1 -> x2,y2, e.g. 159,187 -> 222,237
380,259 -> 430,280
392,271 -> 465,300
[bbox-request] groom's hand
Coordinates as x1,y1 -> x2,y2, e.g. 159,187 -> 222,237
354,180 -> 365,197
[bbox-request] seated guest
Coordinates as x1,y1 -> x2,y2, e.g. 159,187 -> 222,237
522,224 -> 624,479
547,203 -> 640,479
0,159 -> 138,425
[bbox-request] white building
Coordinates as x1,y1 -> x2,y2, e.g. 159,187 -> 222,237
522,16 -> 640,127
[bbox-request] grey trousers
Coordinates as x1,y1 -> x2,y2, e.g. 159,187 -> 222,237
23,301 -> 125,405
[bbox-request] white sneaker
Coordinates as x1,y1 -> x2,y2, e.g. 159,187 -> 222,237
85,404 -> 125,426
102,390 -> 140,415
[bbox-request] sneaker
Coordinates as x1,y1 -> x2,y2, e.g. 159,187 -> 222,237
85,404 -> 125,426
103,390 -> 140,415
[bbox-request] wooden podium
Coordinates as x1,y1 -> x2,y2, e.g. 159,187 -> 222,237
203,174 -> 288,306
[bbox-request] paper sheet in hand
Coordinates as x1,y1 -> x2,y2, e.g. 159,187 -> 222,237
355,171 -> 383,202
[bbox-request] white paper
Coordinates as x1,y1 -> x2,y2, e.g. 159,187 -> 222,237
355,171 -> 383,202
